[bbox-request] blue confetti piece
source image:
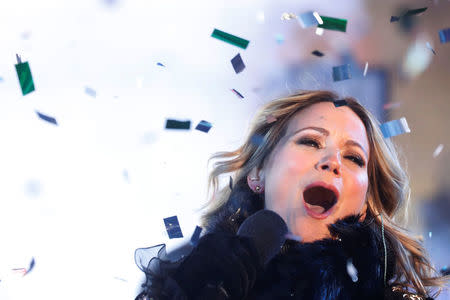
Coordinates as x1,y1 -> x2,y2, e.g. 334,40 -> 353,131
438,28 -> 450,44
275,34 -> 284,44
0,76 -> 3,82
231,53 -> 246,74
332,64 -> 351,82
163,216 -> 183,239
195,120 -> 212,133
250,133 -> 265,146
190,226 -> 203,246
380,117 -> 410,138
157,62 -> 165,67
231,88 -> 244,98
36,110 -> 58,125
85,86 -> 96,98
298,11 -> 321,28
27,257 -> 35,274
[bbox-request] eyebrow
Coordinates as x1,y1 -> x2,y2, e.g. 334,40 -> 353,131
289,126 -> 368,158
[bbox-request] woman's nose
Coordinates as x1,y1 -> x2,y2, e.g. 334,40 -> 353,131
316,152 -> 342,176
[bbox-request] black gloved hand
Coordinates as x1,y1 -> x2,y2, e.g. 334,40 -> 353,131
172,232 -> 262,300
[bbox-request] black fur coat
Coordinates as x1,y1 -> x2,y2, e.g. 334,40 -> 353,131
135,183 -> 432,300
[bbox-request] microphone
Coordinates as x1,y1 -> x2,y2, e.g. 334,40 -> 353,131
174,209 -> 288,300
237,209 -> 289,265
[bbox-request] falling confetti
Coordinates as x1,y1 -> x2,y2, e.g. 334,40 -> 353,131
380,117 -> 410,138
275,34 -> 284,44
332,64 -> 351,82
281,12 -> 297,21
36,110 -> 58,125
426,42 -> 436,55
211,29 -> 249,49
363,62 -> 369,77
428,232 -> 432,238
163,215 -> 183,239
157,62 -> 165,67
231,53 -> 246,74
297,11 -> 322,28
315,28 -> 324,36
229,176 -> 233,190
250,134 -> 265,147
346,258 -> 358,282
231,88 -> 244,99
195,120 -> 213,133
311,50 -> 324,57
391,7 -> 428,22
318,15 -> 347,32
333,100 -> 348,107
165,119 -> 191,130
438,28 -> 450,44
15,54 -> 35,96
190,226 -> 203,246
85,86 -> 97,98
432,144 -> 444,158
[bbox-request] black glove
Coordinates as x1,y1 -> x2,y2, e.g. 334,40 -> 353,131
172,232 -> 263,300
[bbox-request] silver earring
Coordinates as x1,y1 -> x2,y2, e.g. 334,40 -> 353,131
255,186 -> 261,192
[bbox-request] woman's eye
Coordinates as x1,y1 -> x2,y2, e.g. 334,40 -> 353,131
345,155 -> 365,167
298,138 -> 321,148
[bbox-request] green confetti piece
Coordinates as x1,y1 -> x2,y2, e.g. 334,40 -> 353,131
15,62 -> 35,95
318,16 -> 347,32
211,29 -> 249,49
165,119 -> 191,130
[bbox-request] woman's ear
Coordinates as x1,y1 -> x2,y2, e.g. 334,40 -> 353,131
247,167 -> 265,193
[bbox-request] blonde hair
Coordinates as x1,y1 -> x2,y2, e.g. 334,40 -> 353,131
198,90 -> 447,297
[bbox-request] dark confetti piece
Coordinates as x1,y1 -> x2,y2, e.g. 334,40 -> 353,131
163,216 -> 183,239
333,100 -> 347,107
229,176 -> 233,190
195,120 -> 212,133
231,53 -> 246,74
311,50 -> 324,57
36,111 -> 58,125
165,119 -> 191,130
231,88 -> 244,98
157,62 -> 165,67
190,226 -> 203,246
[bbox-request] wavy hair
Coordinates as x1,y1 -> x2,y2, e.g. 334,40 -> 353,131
197,90 -> 447,297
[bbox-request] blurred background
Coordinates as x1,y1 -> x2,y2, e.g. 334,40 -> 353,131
0,0 -> 448,298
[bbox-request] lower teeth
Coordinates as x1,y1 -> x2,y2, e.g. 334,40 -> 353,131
306,203 -> 325,214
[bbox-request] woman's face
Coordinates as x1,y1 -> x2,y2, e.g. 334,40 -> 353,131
255,102 -> 370,242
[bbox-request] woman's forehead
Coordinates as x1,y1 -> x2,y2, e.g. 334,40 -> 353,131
286,102 -> 369,149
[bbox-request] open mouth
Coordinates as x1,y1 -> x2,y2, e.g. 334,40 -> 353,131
303,185 -> 338,217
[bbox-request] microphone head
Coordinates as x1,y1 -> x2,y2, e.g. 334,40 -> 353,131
237,209 -> 288,265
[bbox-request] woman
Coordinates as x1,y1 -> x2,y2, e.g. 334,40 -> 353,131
135,90 -> 447,299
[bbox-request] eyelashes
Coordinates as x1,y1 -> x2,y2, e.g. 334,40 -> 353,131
296,137 -> 366,167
